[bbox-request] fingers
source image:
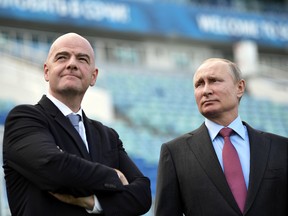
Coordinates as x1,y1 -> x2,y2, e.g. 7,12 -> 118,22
114,169 -> 129,185
49,192 -> 94,210
49,192 -> 74,204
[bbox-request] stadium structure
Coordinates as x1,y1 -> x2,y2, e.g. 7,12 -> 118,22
0,0 -> 288,215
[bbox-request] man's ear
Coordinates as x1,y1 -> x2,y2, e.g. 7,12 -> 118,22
237,79 -> 246,98
90,68 -> 98,86
44,63 -> 49,82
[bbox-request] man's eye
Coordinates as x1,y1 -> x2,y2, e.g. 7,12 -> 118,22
195,82 -> 203,88
56,56 -> 66,60
79,58 -> 89,63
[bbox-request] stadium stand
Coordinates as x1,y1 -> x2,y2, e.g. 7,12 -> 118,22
0,0 -> 288,215
1,53 -> 287,215
87,63 -> 288,207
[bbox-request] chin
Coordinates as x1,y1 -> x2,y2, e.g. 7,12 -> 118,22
202,110 -> 219,118
61,87 -> 82,95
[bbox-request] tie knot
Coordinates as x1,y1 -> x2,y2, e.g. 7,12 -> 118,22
219,127 -> 233,138
67,114 -> 81,127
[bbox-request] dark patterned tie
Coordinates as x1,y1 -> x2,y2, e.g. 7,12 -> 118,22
220,127 -> 247,213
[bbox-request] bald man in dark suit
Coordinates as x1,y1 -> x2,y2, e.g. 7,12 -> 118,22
3,33 -> 151,216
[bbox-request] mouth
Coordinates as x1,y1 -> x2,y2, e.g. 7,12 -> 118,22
202,100 -> 217,106
62,74 -> 81,79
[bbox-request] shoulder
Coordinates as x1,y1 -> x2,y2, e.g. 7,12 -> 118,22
6,103 -> 41,120
244,121 -> 288,145
5,96 -> 62,127
6,95 -> 57,119
86,117 -> 120,142
165,132 -> 192,147
4,103 -> 51,136
164,124 -> 206,149
243,122 -> 287,166
88,118 -> 115,134
262,131 -> 288,145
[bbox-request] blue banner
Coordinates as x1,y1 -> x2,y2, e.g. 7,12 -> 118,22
0,0 -> 287,47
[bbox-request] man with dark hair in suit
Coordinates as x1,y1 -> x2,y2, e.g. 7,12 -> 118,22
155,58 -> 287,216
3,32 -> 151,216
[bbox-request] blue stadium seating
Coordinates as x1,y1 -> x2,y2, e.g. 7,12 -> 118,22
95,69 -> 288,197
0,99 -> 15,125
1,69 -> 288,199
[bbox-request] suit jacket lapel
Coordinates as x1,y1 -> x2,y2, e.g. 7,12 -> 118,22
82,112 -> 102,162
187,123 -> 241,214
38,95 -> 91,160
244,123 -> 270,213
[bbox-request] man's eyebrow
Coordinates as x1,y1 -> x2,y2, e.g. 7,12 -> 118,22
54,51 -> 69,58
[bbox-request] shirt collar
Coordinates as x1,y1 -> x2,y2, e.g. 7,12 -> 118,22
205,116 -> 246,141
46,93 -> 83,118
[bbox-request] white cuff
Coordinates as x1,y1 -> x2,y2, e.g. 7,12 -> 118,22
86,195 -> 103,214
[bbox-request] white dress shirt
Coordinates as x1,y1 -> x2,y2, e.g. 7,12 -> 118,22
46,94 -> 89,151
46,93 -> 103,214
205,116 -> 250,188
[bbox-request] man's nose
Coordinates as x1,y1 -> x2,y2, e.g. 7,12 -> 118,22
66,57 -> 78,70
203,84 -> 212,96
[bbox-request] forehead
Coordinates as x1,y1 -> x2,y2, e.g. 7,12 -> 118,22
49,34 -> 94,58
194,60 -> 232,81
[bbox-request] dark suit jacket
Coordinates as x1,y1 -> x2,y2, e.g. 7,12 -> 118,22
3,95 -> 151,216
155,122 -> 287,216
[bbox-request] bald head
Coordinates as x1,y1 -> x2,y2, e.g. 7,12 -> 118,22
46,33 -> 95,65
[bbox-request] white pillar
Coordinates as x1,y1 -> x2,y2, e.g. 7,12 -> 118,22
233,40 -> 259,78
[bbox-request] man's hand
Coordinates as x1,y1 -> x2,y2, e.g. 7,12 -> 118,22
114,169 -> 129,185
49,193 -> 94,210
49,169 -> 128,210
